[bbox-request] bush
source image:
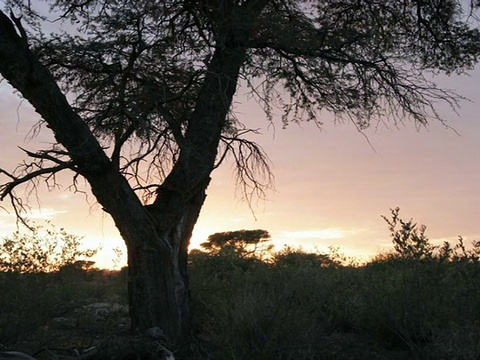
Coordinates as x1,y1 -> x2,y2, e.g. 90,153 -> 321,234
3,212 -> 480,359
189,247 -> 372,359
187,211 -> 480,359
0,222 -> 98,273
0,222 -> 100,347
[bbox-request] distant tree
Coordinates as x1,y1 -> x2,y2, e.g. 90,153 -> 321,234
201,229 -> 272,257
0,222 -> 97,273
0,0 -> 479,349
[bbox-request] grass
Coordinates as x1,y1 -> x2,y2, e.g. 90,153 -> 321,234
187,246 -> 480,360
1,210 -> 480,359
1,248 -> 480,359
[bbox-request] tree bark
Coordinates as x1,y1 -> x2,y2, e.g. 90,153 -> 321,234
125,193 -> 206,350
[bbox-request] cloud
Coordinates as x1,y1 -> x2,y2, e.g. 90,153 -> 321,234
0,208 -> 67,238
0,212 -> 16,218
278,228 -> 364,241
24,208 -> 67,220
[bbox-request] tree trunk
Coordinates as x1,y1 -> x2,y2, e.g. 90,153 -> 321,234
118,14 -> 262,349
125,187 -> 207,351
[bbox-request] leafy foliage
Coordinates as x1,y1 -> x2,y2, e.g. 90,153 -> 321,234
0,222 -> 98,273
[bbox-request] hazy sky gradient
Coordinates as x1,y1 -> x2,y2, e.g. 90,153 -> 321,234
1,64 -> 479,268
196,69 -> 480,259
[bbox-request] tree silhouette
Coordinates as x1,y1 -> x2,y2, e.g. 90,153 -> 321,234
0,0 -> 479,350
201,229 -> 272,257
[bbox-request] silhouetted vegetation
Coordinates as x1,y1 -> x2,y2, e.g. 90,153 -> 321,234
0,222 -> 98,273
1,210 -> 480,359
200,229 -> 273,259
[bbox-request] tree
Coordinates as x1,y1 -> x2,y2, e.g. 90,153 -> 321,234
201,229 -> 272,257
0,0 -> 479,350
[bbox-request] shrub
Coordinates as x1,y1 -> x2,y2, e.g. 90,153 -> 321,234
0,222 -> 98,273
381,207 -> 435,260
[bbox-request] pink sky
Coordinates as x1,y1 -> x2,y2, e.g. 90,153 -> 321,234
1,67 -> 479,268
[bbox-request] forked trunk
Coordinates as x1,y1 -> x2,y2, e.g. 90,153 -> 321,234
122,185 -> 207,352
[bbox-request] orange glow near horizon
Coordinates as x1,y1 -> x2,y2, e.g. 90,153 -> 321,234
1,66 -> 480,271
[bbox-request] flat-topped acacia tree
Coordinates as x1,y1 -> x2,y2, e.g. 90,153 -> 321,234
0,0 -> 479,349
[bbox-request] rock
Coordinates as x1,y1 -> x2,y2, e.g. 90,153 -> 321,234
0,351 -> 36,360
82,302 -> 128,320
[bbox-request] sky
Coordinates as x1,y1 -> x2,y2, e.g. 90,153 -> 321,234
0,4 -> 479,268
1,66 -> 479,269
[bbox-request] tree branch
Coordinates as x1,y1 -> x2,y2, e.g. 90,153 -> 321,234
0,163 -> 71,201
217,132 -> 274,209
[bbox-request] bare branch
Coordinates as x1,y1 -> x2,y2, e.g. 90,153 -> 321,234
0,162 -> 71,201
218,132 -> 274,209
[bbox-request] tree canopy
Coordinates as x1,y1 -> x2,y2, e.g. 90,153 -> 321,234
1,0 -> 479,212
201,229 -> 272,257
